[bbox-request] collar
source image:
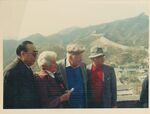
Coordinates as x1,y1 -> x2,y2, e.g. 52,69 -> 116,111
18,58 -> 31,69
92,63 -> 103,71
46,70 -> 55,78
65,58 -> 81,69
66,58 -> 71,67
24,64 -> 31,69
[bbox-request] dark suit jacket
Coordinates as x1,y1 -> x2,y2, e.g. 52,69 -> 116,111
139,76 -> 148,108
87,64 -> 117,108
4,58 -> 39,109
57,58 -> 88,107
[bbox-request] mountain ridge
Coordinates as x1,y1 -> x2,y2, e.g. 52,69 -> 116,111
3,13 -> 149,68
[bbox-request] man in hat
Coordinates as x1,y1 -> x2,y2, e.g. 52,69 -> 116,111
87,46 -> 117,108
57,43 -> 88,108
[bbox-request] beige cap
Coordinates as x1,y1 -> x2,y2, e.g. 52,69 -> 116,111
66,43 -> 85,55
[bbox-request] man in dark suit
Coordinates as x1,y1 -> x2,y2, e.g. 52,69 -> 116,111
87,46 -> 117,108
4,41 -> 39,109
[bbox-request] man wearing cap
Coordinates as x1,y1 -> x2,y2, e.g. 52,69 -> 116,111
87,46 -> 117,108
57,43 -> 88,108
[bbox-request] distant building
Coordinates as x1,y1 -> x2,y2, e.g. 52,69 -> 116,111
117,85 -> 133,96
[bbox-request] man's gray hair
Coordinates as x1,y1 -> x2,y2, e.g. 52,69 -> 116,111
66,43 -> 85,55
37,51 -> 57,68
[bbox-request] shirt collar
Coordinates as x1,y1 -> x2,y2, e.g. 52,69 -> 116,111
46,70 -> 55,78
92,63 -> 102,71
18,58 -> 31,69
25,64 -> 31,69
66,58 -> 71,67
66,58 -> 81,69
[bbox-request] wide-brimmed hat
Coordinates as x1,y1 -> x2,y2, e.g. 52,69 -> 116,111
89,46 -> 105,58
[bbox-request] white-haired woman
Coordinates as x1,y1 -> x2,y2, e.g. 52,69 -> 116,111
35,51 -> 71,108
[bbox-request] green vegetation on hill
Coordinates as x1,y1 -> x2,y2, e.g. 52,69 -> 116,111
3,13 -> 149,70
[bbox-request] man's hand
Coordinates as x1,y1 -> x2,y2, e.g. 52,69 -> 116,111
60,91 -> 71,102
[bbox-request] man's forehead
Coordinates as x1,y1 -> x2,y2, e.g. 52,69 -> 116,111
72,53 -> 82,56
93,56 -> 104,59
26,44 -> 36,50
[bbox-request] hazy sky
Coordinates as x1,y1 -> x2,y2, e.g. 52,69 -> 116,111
0,0 -> 149,40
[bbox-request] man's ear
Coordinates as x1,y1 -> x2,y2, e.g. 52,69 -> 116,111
91,58 -> 94,61
69,54 -> 72,60
20,51 -> 25,57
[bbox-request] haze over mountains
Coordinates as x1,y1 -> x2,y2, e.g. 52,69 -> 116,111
3,13 -> 149,69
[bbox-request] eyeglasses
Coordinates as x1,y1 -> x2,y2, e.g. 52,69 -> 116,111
25,51 -> 38,57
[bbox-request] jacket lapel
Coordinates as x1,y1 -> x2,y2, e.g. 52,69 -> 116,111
87,64 -> 92,80
80,64 -> 86,84
102,65 -> 108,82
80,63 -> 88,107
61,59 -> 69,89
